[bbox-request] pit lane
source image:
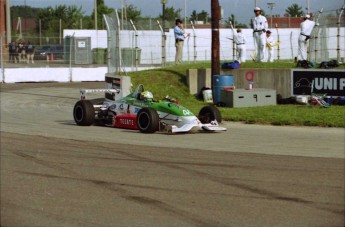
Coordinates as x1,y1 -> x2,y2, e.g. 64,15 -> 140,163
1,82 -> 344,226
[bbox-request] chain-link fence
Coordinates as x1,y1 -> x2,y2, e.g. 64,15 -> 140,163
1,5 -> 345,74
309,6 -> 345,63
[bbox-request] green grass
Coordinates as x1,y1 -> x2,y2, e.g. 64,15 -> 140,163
164,60 -> 345,69
128,63 -> 345,128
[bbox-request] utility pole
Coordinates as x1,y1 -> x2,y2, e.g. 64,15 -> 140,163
184,0 -> 187,26
267,2 -> 275,28
6,0 -> 11,43
161,0 -> 167,31
211,0 -> 220,104
94,0 -> 97,30
307,0 -> 310,14
211,0 -> 220,77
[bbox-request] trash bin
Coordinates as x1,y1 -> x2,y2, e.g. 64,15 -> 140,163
121,48 -> 141,67
212,75 -> 235,104
93,48 -> 106,64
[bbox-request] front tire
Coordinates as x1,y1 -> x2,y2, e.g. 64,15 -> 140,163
136,107 -> 159,133
198,105 -> 222,123
73,100 -> 95,126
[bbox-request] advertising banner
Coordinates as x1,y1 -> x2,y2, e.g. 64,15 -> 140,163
291,69 -> 345,96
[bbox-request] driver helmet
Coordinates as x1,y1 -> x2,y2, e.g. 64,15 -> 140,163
140,91 -> 153,100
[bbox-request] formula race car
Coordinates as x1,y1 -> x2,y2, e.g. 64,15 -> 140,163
73,84 -> 226,134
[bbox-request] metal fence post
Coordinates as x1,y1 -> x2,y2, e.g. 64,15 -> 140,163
130,19 -> 139,70
1,33 -> 4,83
69,32 -> 75,82
157,20 -> 166,67
337,4 -> 345,62
190,21 -> 197,63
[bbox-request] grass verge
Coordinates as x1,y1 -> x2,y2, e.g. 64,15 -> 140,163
128,63 -> 345,128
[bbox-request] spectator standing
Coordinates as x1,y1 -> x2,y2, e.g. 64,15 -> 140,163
174,19 -> 190,65
265,30 -> 275,62
253,7 -> 268,62
26,41 -> 35,64
298,14 -> 315,61
9,41 -> 19,63
17,39 -> 26,63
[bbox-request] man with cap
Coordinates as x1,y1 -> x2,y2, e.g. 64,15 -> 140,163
253,7 -> 268,62
232,28 -> 247,63
298,14 -> 315,61
265,30 -> 275,62
174,19 -> 190,65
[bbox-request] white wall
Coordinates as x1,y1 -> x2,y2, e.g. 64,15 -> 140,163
1,66 -> 159,83
64,27 -> 345,64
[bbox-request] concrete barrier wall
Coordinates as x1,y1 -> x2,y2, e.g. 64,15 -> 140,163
2,67 -> 107,83
187,68 -> 292,98
0,66 -> 157,83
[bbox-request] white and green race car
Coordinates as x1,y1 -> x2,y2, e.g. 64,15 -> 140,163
73,84 -> 226,134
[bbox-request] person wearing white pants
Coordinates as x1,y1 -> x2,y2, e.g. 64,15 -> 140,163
253,7 -> 268,63
265,30 -> 275,62
298,14 -> 315,61
233,28 -> 247,63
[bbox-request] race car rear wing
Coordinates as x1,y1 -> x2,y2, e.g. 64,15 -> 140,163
80,89 -> 120,100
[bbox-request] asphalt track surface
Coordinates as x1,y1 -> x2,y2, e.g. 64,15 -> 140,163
1,82 -> 344,227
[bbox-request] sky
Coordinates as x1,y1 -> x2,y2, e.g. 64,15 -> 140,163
10,0 -> 345,24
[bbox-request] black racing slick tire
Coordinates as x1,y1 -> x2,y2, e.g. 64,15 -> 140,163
73,100 -> 95,126
136,107 -> 159,133
198,105 -> 222,123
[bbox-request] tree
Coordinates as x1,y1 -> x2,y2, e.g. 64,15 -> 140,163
159,6 -> 180,22
224,14 -> 248,28
189,10 -> 210,23
118,4 -> 141,23
36,5 -> 84,43
285,4 -> 304,17
157,6 -> 180,29
197,10 -> 210,23
90,0 -> 114,29
10,5 -> 40,18
190,10 -> 198,21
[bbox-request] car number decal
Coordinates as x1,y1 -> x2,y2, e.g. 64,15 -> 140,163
182,109 -> 192,115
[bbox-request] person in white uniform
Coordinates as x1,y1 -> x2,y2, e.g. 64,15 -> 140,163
253,7 -> 268,62
298,14 -> 315,61
232,28 -> 247,63
265,30 -> 275,62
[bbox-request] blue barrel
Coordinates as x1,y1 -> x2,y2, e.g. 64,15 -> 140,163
212,75 -> 234,104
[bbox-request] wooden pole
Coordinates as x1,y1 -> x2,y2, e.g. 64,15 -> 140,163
211,0 -> 221,105
211,0 -> 220,77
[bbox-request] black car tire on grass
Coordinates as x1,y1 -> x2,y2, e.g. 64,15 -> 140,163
198,106 -> 222,123
137,107 -> 159,133
73,100 -> 95,126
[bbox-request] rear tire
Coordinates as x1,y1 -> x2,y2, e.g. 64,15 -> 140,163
73,100 -> 95,126
136,107 -> 159,133
198,105 -> 222,123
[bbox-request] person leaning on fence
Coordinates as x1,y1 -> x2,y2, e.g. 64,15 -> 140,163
233,28 -> 247,63
17,39 -> 26,63
265,30 -> 275,62
253,7 -> 268,63
26,41 -> 35,64
174,19 -> 190,65
298,14 -> 315,61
